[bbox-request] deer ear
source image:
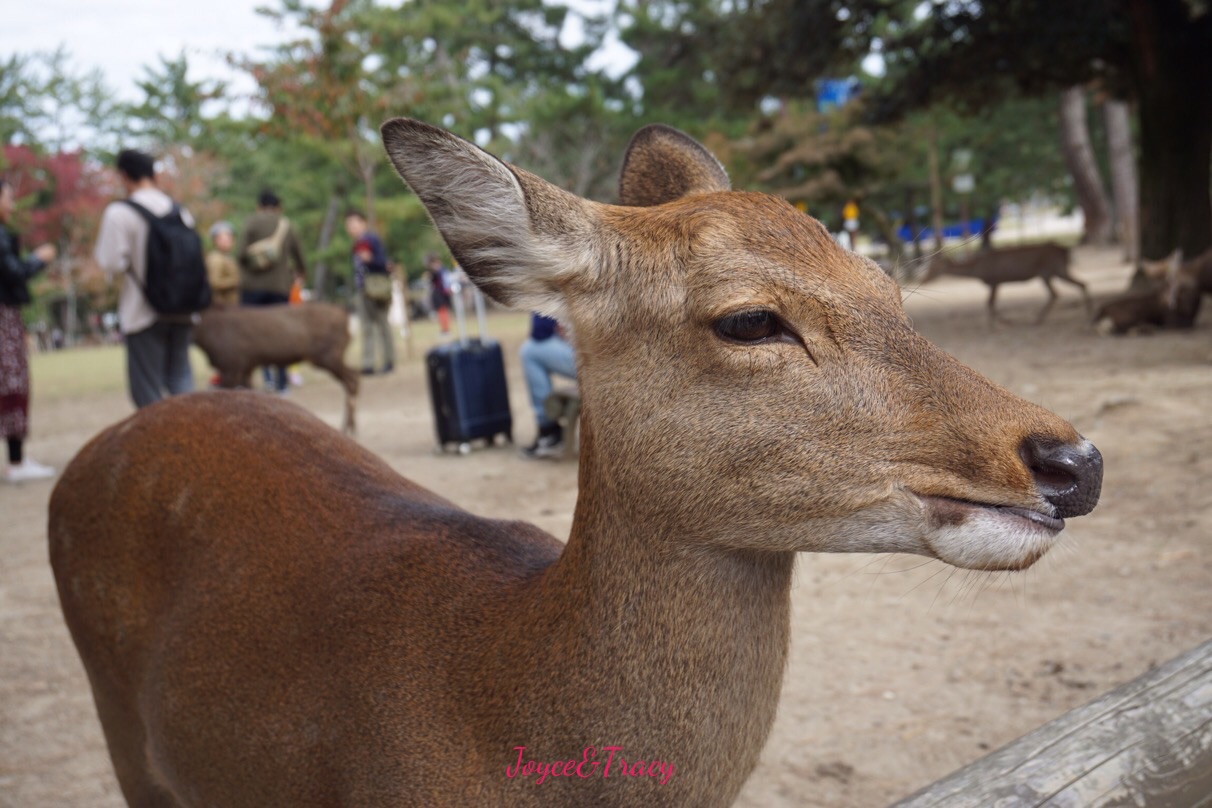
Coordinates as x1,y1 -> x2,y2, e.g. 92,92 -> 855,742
1167,248 -> 1184,272
380,118 -> 595,314
618,124 -> 730,207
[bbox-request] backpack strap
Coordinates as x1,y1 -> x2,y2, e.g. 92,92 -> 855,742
270,216 -> 289,252
117,199 -> 172,309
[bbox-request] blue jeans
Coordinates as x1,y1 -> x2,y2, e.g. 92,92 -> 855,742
519,335 -> 576,428
240,290 -> 289,391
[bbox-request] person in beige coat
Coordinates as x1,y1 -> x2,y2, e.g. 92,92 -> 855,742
205,221 -> 239,307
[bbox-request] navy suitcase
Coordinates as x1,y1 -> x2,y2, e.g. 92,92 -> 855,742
425,282 -> 512,453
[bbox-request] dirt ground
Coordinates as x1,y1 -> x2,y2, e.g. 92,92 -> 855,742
1,246 -> 1209,807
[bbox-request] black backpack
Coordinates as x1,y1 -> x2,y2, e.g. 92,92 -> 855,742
121,200 -> 212,315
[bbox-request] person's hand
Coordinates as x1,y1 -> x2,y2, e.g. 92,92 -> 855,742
34,244 -> 56,263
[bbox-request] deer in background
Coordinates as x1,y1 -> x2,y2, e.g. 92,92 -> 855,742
193,302 -> 359,434
49,121 -> 1103,808
922,243 -> 1093,325
1095,248 -> 1205,334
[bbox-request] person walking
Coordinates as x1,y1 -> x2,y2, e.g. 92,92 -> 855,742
0,179 -> 57,482
519,313 -> 577,459
205,221 -> 240,307
93,149 -> 197,408
426,253 -> 452,334
236,189 -> 306,392
344,211 -> 394,375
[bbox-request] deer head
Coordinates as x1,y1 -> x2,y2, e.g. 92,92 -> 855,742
381,119 -> 1101,572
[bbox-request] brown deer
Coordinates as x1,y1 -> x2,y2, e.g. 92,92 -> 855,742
922,243 -> 1093,324
49,121 -> 1103,808
192,301 -> 359,434
1093,249 -> 1198,335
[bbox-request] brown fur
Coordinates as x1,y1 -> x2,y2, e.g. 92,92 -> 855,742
192,302 -> 359,434
924,243 -> 1092,324
1094,249 -> 1202,334
50,122 -> 1101,807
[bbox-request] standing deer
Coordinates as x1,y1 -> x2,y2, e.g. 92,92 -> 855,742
49,121 -> 1103,808
922,243 -> 1093,324
192,302 -> 359,434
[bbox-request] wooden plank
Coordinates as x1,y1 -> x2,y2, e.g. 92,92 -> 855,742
892,639 -> 1212,807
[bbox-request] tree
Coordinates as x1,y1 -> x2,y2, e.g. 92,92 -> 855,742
240,1 -> 387,218
852,0 -> 1206,261
2,145 -> 113,341
122,53 -> 226,152
17,47 -> 117,153
1103,98 -> 1138,261
646,0 -> 1210,264
1058,86 -> 1113,245
0,54 -> 37,145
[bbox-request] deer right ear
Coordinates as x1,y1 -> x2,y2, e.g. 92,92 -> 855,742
618,124 -> 730,207
380,118 -> 596,314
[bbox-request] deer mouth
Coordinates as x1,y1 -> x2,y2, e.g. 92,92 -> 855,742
914,495 -> 1065,571
920,495 -> 1065,533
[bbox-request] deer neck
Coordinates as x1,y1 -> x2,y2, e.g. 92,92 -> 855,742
497,411 -> 795,789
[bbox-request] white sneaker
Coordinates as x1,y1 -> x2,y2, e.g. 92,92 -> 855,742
4,459 -> 56,483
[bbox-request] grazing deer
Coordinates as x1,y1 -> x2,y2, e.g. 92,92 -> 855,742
193,302 -> 359,434
49,121 -> 1103,808
922,243 -> 1092,325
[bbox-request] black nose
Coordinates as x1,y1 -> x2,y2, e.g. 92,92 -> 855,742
1019,437 -> 1103,518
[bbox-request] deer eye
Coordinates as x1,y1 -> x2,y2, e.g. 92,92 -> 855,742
714,310 -> 783,343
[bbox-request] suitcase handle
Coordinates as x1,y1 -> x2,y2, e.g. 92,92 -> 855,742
449,272 -> 489,347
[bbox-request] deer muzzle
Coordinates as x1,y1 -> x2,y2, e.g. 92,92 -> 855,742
1018,436 -> 1103,519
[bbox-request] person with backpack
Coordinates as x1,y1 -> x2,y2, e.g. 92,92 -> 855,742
236,189 -> 306,393
94,149 -> 208,408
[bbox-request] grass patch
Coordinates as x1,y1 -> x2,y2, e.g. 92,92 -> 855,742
29,309 -> 534,402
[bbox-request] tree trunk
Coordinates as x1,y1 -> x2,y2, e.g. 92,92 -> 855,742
927,127 -> 945,253
1104,100 -> 1138,263
1058,86 -> 1114,246
866,204 -> 904,267
904,188 -> 922,260
1127,0 -> 1212,264
63,256 -> 77,346
312,192 -> 341,301
981,203 -> 999,249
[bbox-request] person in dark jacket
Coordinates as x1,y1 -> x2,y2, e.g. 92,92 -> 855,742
426,253 -> 452,334
344,210 -> 395,375
0,178 -> 57,482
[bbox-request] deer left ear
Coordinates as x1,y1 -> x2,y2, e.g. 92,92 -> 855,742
380,118 -> 598,315
618,124 -> 730,207
1166,248 -> 1184,273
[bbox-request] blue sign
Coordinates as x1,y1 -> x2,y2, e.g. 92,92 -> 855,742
816,78 -> 861,113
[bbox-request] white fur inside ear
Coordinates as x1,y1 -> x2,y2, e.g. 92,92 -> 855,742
381,119 -> 587,317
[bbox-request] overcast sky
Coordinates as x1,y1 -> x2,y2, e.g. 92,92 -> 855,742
1,0 -> 634,106
1,0 -> 301,102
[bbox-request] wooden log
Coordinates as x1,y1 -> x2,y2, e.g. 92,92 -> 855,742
892,639 -> 1212,807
